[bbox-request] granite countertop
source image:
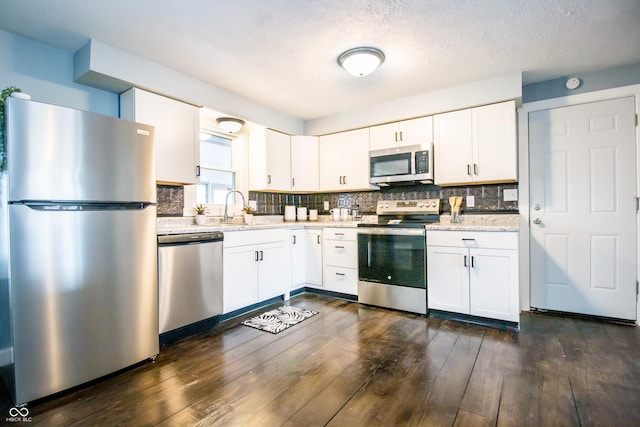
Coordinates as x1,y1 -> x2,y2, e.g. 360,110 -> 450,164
157,213 -> 519,235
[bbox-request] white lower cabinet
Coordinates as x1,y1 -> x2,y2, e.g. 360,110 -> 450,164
223,229 -> 290,314
290,229 -> 323,290
305,230 -> 323,288
427,230 -> 519,322
322,228 -> 357,295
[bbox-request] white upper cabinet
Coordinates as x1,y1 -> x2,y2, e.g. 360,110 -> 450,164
319,128 -> 375,191
290,135 -> 319,192
120,88 -> 200,184
434,100 -> 517,186
248,129 -> 291,191
369,116 -> 433,151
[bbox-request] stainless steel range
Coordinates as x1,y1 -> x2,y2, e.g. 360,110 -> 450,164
357,199 -> 441,314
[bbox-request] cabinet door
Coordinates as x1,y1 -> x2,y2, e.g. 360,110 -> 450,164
121,88 -> 199,184
291,230 -> 306,290
472,101 -> 517,183
433,109 -> 473,185
398,116 -> 433,147
369,122 -> 399,151
291,135 -> 319,191
223,245 -> 258,313
265,130 -> 291,190
319,133 -> 346,191
427,246 -> 469,314
469,248 -> 519,322
343,128 -> 372,190
257,241 -> 287,301
305,230 -> 323,287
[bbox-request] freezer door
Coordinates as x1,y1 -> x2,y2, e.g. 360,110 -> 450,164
6,98 -> 155,203
7,204 -> 158,404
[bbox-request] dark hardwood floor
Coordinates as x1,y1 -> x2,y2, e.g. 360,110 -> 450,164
2,293 -> 640,426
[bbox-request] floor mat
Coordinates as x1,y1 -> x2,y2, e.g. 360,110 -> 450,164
242,305 -> 319,334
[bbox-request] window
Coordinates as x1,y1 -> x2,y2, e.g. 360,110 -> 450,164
196,132 -> 236,205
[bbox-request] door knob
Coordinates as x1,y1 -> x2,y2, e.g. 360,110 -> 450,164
533,204 -> 541,211
532,218 -> 541,224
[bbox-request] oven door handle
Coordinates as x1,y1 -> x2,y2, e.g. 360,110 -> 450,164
357,227 -> 425,236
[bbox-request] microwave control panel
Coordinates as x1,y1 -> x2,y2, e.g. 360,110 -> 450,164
415,151 -> 430,174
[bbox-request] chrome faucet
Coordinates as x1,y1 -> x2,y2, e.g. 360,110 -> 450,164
224,190 -> 247,223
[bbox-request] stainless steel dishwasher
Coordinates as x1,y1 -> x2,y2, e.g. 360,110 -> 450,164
157,232 -> 223,336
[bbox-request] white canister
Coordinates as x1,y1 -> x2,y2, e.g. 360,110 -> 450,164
330,208 -> 340,222
297,207 -> 307,221
284,205 -> 296,221
340,208 -> 350,221
309,209 -> 318,221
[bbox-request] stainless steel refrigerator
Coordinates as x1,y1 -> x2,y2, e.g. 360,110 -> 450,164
0,97 -> 159,405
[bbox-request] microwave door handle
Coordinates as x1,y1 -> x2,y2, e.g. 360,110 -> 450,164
411,151 -> 416,174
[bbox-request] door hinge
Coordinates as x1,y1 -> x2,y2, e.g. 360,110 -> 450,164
637,280 -> 639,295
635,196 -> 640,213
635,113 -> 638,127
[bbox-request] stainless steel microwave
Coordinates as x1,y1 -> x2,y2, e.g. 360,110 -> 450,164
369,143 -> 434,186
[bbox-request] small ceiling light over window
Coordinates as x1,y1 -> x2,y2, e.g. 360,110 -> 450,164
216,117 -> 245,133
338,47 -> 385,77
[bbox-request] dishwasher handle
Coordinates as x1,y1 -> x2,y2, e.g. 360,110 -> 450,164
158,232 -> 224,246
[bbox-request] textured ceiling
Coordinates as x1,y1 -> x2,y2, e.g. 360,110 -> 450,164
1,0 -> 639,120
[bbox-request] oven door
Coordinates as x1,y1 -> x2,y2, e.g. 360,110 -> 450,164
357,227 -> 426,288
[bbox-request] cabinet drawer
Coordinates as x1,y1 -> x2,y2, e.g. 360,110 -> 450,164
323,266 -> 357,295
323,240 -> 357,268
224,229 -> 288,248
427,230 -> 517,250
323,228 -> 357,241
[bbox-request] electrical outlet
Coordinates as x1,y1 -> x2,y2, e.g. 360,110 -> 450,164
466,195 -> 475,207
504,189 -> 518,202
323,201 -> 329,211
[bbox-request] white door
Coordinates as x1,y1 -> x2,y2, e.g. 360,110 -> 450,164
529,97 -> 637,320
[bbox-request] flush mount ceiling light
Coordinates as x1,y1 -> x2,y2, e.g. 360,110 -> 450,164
338,47 -> 385,77
216,117 -> 245,133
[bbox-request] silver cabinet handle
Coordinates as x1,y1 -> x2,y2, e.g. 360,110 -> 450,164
471,256 -> 475,268
394,131 -> 398,142
259,250 -> 264,261
399,131 -> 403,141
267,174 -> 272,184
467,164 -> 472,175
292,177 -> 295,187
255,251 -> 259,261
292,235 -> 297,244
335,245 -> 345,249
464,255 -> 467,267
473,163 -> 478,175
343,175 -> 347,185
335,272 -> 346,276
317,235 -> 321,244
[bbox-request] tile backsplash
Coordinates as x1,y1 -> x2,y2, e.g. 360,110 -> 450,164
157,183 -> 518,217
249,183 -> 518,215
157,185 -> 185,216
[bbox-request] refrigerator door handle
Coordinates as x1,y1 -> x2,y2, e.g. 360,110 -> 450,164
15,201 -> 156,211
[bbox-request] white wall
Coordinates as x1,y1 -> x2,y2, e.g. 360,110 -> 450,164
304,72 -> 522,136
0,30 -> 118,116
74,39 -> 304,135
